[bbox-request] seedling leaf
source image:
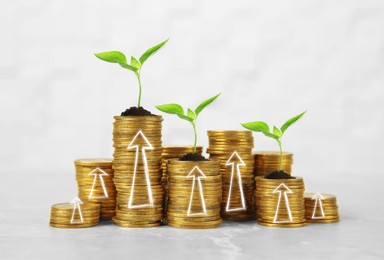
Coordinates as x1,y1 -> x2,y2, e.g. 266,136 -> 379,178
94,51 -> 127,64
139,39 -> 169,65
187,108 -> 196,120
280,111 -> 306,134
195,93 -> 221,116
177,114 -> 194,122
241,121 -> 270,134
273,126 -> 282,137
119,63 -> 138,72
130,56 -> 141,69
155,104 -> 184,115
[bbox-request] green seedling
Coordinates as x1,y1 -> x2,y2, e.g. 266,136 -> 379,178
95,39 -> 168,107
156,93 -> 221,153
241,111 -> 306,171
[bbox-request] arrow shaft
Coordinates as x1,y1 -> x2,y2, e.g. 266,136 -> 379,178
273,191 -> 293,223
226,164 -> 246,212
187,177 -> 206,216
312,198 -> 325,219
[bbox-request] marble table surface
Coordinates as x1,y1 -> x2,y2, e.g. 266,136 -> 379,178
0,172 -> 382,260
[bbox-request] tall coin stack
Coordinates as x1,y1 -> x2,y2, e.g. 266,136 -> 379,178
255,176 -> 306,227
112,116 -> 164,228
207,130 -> 255,221
304,193 -> 339,223
49,200 -> 100,228
161,146 -> 203,224
166,160 -> 222,229
254,151 -> 293,176
74,158 -> 116,220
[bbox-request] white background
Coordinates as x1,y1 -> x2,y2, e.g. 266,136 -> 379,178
1,1 -> 383,259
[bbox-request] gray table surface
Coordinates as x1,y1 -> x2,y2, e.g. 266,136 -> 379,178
1,172 -> 382,260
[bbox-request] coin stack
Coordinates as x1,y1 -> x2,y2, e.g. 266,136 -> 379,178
254,151 -> 294,176
161,146 -> 203,224
207,130 -> 255,221
74,158 -> 116,220
255,176 -> 306,227
166,159 -> 222,229
112,116 -> 164,228
49,199 -> 100,228
304,193 -> 339,223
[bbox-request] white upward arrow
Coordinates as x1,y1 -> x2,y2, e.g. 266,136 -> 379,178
70,197 -> 84,224
225,151 -> 246,212
88,168 -> 109,199
311,192 -> 325,219
272,183 -> 293,223
127,130 -> 154,208
187,166 -> 207,216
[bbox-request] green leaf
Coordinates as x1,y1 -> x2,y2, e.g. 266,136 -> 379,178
119,63 -> 138,72
155,103 -> 184,116
241,121 -> 270,134
177,114 -> 194,123
273,126 -> 282,137
187,108 -> 196,120
130,56 -> 141,69
280,111 -> 306,134
94,51 -> 127,64
263,132 -> 280,140
139,39 -> 169,65
195,93 -> 221,116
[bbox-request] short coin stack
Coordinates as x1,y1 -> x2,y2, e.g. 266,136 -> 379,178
49,200 -> 100,228
254,151 -> 293,176
112,116 -> 164,228
74,158 -> 116,220
161,146 -> 203,224
166,159 -> 222,229
304,193 -> 339,223
255,176 -> 306,227
207,130 -> 255,221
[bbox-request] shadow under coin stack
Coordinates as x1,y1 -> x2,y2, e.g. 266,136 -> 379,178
304,193 -> 340,223
161,146 -> 203,224
253,152 -> 293,176
207,130 -> 255,221
74,158 -> 116,220
49,200 -> 100,228
112,116 -> 164,228
166,159 -> 222,229
255,176 -> 306,227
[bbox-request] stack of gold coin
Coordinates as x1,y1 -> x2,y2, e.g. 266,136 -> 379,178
161,146 -> 203,224
166,159 -> 222,229
49,198 -> 100,228
207,130 -> 255,221
304,193 -> 339,223
253,151 -> 294,176
255,176 -> 306,227
74,158 -> 116,220
112,116 -> 164,228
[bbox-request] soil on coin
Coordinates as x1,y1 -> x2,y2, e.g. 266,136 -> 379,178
121,106 -> 156,116
265,170 -> 295,179
179,153 -> 208,161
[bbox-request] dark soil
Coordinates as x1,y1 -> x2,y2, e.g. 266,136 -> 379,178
179,153 -> 208,161
121,106 -> 156,116
265,170 -> 296,179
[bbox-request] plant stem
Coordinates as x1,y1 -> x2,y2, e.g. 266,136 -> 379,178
192,123 -> 197,153
136,73 -> 142,107
277,140 -> 283,171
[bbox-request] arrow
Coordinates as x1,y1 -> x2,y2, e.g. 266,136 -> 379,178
187,166 -> 207,216
272,183 -> 293,223
127,130 -> 154,208
311,192 -> 325,219
225,151 -> 246,212
70,197 -> 84,224
88,168 -> 109,199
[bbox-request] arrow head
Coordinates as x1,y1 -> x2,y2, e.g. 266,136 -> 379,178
71,197 -> 83,204
273,183 -> 293,194
128,130 -> 153,149
312,192 -> 324,200
225,151 -> 245,166
187,166 -> 206,179
88,167 -> 108,176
